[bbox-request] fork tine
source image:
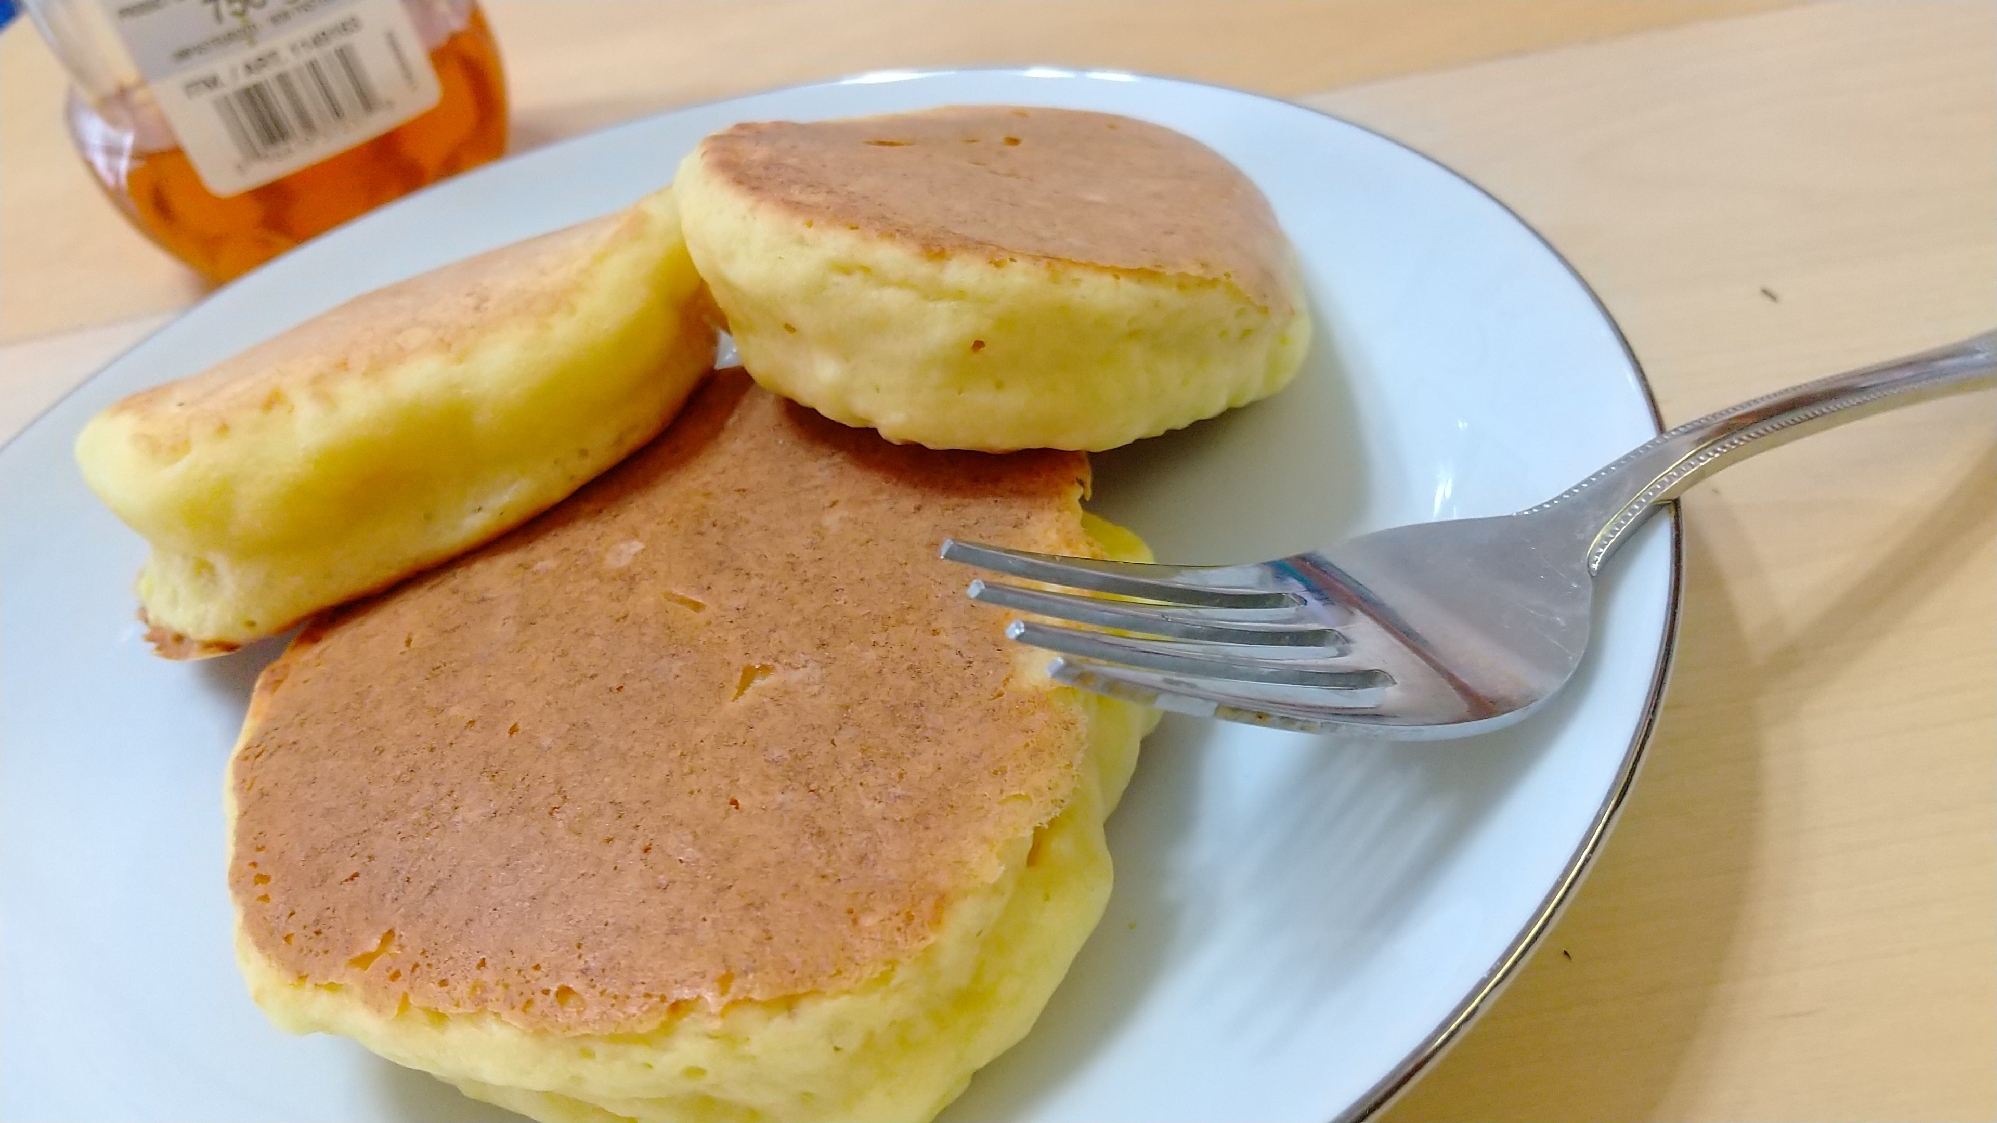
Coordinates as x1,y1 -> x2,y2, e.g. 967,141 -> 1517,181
940,539 -> 1300,609
1047,657 -> 1389,728
1008,620 -> 1392,691
969,579 -> 1349,651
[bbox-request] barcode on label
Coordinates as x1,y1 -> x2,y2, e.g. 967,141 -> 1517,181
213,43 -> 388,163
125,0 -> 441,196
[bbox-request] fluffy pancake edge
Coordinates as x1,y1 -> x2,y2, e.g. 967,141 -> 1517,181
674,113 -> 1311,452
76,187 -> 716,652
231,688 -> 1154,1123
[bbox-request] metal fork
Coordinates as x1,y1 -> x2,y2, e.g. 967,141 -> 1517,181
943,331 -> 1997,739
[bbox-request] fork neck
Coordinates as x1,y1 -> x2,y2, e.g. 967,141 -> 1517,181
1528,329 -> 1997,575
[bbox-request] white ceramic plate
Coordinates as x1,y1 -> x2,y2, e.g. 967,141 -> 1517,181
0,70 -> 1676,1123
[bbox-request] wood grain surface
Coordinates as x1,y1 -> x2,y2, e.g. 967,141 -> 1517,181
1313,5 -> 1997,1119
2,2 -> 1991,1121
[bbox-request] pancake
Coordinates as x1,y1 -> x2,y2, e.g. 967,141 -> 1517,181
226,371 -> 1156,1122
75,187 -> 716,657
673,105 -> 1312,452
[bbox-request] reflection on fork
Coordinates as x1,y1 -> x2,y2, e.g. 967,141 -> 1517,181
945,330 -> 1997,739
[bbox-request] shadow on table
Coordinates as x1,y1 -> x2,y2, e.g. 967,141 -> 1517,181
1380,443 -> 1996,1122
1375,510 -> 1764,1123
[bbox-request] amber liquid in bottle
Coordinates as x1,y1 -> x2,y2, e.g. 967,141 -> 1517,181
70,7 -> 507,285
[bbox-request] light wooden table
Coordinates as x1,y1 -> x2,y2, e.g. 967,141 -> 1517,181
2,3 -> 1991,1120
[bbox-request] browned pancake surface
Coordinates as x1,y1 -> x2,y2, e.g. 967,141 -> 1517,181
111,213 -> 626,463
696,105 -> 1294,313
229,372 -> 1098,1033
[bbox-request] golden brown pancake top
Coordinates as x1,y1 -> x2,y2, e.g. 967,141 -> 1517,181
229,372 -> 1100,1034
697,105 -> 1297,314
108,210 -> 632,465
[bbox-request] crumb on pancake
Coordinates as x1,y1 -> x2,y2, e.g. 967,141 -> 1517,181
141,609 -> 238,660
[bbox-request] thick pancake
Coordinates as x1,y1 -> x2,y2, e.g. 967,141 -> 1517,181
76,187 -> 715,655
675,106 -> 1311,452
227,371 -> 1154,1121
697,106 -> 1296,313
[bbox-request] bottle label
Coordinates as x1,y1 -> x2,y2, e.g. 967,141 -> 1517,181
97,0 -> 443,197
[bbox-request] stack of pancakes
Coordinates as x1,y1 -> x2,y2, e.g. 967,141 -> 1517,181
78,105 -> 1309,1122
230,374 -> 1156,1121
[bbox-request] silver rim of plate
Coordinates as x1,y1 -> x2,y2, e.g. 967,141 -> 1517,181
1240,81 -> 1683,1123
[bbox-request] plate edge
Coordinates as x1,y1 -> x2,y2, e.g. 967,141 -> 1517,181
1335,514 -> 1681,1122
1282,99 -> 1684,1123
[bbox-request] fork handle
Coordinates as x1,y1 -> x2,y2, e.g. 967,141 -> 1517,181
1536,329 -> 1997,574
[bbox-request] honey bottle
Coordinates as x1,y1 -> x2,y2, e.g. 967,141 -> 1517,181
22,0 -> 508,284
